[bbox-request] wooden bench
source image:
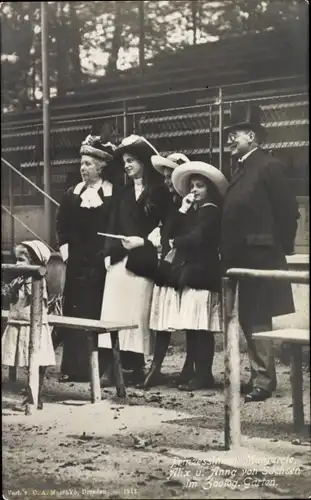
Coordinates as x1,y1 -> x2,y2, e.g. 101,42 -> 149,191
2,309 -> 137,402
253,329 -> 309,432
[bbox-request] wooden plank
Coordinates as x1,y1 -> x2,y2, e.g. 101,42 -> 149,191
226,268 -> 309,284
252,329 -> 309,344
290,344 -> 304,431
1,310 -> 138,333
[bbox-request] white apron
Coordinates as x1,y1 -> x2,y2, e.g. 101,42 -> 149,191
98,258 -> 154,354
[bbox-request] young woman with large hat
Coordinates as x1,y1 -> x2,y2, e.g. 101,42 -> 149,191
98,135 -> 171,384
143,152 -> 197,388
55,134 -> 120,383
168,161 -> 228,391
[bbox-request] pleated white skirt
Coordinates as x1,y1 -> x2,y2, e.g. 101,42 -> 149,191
170,287 -> 221,332
98,258 -> 154,354
149,285 -> 180,332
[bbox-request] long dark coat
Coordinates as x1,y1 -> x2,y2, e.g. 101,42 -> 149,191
104,182 -> 171,280
168,203 -> 222,292
220,148 -> 300,326
55,182 -> 117,379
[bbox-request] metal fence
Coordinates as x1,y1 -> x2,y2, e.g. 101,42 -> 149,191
1,78 -> 309,252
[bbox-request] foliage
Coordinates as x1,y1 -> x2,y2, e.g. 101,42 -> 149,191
1,0 -> 308,113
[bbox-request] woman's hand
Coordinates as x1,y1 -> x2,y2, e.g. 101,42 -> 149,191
121,236 -> 145,251
179,193 -> 195,213
169,239 -> 174,249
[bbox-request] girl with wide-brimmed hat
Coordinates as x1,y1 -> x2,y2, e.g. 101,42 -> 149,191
98,135 -> 171,384
142,152 -> 198,388
167,161 -> 228,391
55,134 -> 120,383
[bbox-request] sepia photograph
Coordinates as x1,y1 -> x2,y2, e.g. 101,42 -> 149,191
1,1 -> 309,499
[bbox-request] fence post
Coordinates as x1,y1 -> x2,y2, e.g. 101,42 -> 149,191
123,100 -> 128,138
208,104 -> 213,164
218,87 -> 223,173
41,1 -> 52,247
28,275 -> 44,411
8,166 -> 15,257
221,277 -> 241,450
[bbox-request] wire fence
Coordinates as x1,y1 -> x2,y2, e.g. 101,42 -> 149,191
1,79 -> 309,252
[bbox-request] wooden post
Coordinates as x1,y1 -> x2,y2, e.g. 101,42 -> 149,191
221,277 -> 241,450
28,276 -> 43,411
110,331 -> 126,399
88,332 -> 101,403
218,87 -> 223,173
41,1 -> 52,246
290,344 -> 304,431
8,165 -> 15,257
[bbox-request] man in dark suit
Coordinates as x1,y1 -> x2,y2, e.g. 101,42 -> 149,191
220,102 -> 300,402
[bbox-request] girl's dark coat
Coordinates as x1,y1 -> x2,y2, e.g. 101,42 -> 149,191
168,204 -> 222,292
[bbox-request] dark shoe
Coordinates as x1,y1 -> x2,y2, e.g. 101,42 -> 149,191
176,361 -> 195,385
12,397 -> 30,412
37,399 -> 44,410
178,378 -> 216,392
130,368 -> 145,385
240,382 -> 253,395
143,365 -> 162,389
244,387 -> 272,403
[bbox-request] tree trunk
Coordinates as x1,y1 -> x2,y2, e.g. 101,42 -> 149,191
106,1 -> 123,75
56,2 -> 68,96
192,0 -> 198,45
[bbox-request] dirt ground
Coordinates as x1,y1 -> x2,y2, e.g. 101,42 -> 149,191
2,345 -> 311,500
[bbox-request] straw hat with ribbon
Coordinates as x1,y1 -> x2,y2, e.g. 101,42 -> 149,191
151,152 -> 190,176
171,161 -> 229,198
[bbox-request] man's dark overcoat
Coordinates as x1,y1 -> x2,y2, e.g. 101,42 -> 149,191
220,148 -> 300,326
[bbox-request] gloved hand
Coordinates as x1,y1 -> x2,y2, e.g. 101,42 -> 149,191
121,236 -> 145,251
147,227 -> 161,249
104,256 -> 111,271
179,193 -> 195,214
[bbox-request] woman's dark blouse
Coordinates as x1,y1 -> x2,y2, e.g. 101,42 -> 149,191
56,184 -> 116,288
104,183 -> 171,280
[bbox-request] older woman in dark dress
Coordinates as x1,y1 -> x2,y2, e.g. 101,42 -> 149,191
56,134 -> 120,382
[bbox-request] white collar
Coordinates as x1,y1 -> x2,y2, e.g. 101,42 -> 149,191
238,147 -> 258,163
73,180 -> 113,197
134,177 -> 143,186
73,180 -> 113,208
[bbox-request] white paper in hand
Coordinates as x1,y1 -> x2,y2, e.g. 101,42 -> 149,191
59,243 -> 69,263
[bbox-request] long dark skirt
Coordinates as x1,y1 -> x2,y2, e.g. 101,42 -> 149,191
59,268 -> 106,382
